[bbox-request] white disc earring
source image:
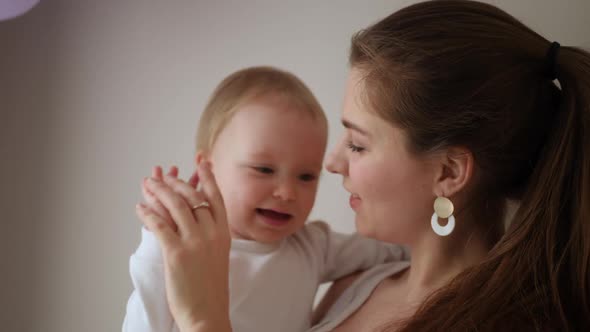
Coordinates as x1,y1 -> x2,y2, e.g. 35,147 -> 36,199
431,196 -> 455,236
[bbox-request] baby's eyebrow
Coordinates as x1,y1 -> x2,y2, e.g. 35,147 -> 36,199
247,151 -> 274,160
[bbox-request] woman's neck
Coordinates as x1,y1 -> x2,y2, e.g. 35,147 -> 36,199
403,214 -> 502,302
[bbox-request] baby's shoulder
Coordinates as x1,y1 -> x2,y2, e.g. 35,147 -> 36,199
284,220 -> 333,249
291,220 -> 333,241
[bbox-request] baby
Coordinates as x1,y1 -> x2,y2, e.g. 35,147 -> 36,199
123,66 -> 408,332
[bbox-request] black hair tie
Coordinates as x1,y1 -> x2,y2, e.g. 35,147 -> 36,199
544,41 -> 560,80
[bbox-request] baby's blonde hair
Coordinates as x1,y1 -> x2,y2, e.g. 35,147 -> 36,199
196,66 -> 327,151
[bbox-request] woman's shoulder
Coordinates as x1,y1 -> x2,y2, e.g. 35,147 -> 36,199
310,261 -> 410,331
312,270 -> 363,325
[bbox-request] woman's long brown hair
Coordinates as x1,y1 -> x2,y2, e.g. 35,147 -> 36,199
349,1 -> 590,330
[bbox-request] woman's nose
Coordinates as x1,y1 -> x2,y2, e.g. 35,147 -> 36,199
325,142 -> 346,175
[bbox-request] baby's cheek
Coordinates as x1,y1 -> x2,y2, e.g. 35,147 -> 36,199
298,185 -> 316,209
224,191 -> 247,216
218,173 -> 250,203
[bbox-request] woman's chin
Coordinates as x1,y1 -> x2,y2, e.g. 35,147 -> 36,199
354,216 -> 374,238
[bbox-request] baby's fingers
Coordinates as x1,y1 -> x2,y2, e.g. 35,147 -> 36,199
145,178 -> 198,238
141,178 -> 177,231
152,166 -> 163,180
167,165 -> 179,178
153,165 -> 179,179
135,203 -> 178,251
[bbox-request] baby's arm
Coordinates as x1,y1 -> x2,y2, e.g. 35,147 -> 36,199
122,166 -> 180,332
122,228 -> 177,332
306,221 -> 409,282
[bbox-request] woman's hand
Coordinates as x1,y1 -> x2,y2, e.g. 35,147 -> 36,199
135,162 -> 232,332
141,165 -> 181,231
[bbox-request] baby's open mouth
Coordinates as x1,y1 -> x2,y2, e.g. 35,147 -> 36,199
256,208 -> 292,220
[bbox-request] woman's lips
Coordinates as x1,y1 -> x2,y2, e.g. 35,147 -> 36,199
349,194 -> 361,210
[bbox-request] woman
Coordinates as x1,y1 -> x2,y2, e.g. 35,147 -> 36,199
136,1 -> 590,331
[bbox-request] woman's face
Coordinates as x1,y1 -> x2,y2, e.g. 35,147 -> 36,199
325,69 -> 437,244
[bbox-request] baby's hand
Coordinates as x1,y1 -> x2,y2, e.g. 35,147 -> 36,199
141,165 -> 180,232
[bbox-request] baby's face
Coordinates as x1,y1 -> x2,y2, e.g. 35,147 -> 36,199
208,99 -> 327,243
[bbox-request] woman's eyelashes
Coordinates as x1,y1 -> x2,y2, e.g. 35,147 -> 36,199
347,140 -> 365,153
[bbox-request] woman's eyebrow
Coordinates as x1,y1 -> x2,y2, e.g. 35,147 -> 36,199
342,118 -> 370,137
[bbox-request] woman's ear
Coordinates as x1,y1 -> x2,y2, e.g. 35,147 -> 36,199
433,146 -> 474,197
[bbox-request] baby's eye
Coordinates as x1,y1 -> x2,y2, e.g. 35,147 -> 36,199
299,173 -> 317,182
254,167 -> 274,174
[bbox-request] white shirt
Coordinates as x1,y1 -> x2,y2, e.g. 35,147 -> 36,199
122,221 -> 408,332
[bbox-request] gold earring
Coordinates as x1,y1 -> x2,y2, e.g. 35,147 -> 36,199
431,196 -> 455,236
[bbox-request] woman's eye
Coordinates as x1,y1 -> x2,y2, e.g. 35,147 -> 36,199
347,141 -> 365,153
254,167 -> 274,174
299,174 -> 317,182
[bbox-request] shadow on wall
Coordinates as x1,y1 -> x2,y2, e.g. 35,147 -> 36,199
0,1 -> 65,331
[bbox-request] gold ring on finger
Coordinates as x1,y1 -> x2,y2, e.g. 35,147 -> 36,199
191,201 -> 210,212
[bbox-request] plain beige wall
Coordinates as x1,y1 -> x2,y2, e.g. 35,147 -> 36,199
1,1 -> 588,331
